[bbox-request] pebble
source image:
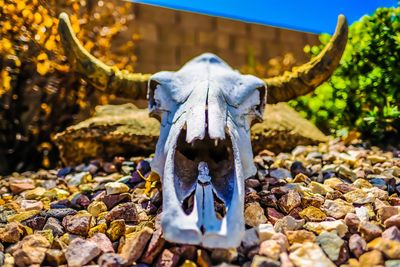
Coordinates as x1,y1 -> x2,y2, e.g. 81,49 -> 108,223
257,223 -> 276,241
299,206 -> 327,221
120,226 -> 153,263
62,214 -> 93,236
274,216 -> 305,233
43,217 -> 64,236
348,234 -> 366,258
251,255 -> 280,267
98,253 -> 127,267
278,190 -> 301,214
244,202 -> 267,227
104,202 -> 138,223
323,199 -> 355,219
358,250 -> 383,267
317,231 -> 344,261
105,182 -> 130,195
65,237 -> 101,267
286,230 -> 316,244
289,242 -> 335,267
87,201 -> 108,217
304,220 -> 348,238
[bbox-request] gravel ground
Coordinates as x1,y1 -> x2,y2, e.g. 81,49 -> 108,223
0,139 -> 400,267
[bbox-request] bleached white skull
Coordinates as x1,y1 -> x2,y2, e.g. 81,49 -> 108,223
148,53 -> 266,247
57,12 -> 348,248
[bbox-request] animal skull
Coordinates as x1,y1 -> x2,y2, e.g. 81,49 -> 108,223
57,12 -> 348,248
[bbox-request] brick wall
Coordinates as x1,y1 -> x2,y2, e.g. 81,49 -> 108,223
127,4 -> 320,73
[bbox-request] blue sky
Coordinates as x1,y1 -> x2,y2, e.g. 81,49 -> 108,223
130,0 -> 397,33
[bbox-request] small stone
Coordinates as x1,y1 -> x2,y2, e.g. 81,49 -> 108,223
257,223 -> 276,242
7,210 -> 40,222
267,207 -> 284,224
367,237 -> 400,259
338,165 -> 357,181
98,253 -> 127,267
382,226 -> 400,241
11,234 -> 50,267
43,217 -> 64,237
358,221 -> 382,241
280,252 -> 294,267
377,206 -> 400,223
323,199 -> 355,219
245,178 -> 261,188
304,220 -> 348,237
343,189 -> 375,204
270,168 -> 292,180
62,214 -> 93,236
22,214 -> 46,231
102,193 -> 131,209
105,182 -> 129,195
65,238 -> 101,267
22,187 -> 46,199
308,181 -> 333,195
286,230 -> 316,244
10,182 -> 35,194
20,200 -> 43,211
317,231 -> 344,261
344,213 -> 361,233
211,248 -> 238,263
358,250 -> 383,267
46,208 -> 77,219
386,260 -> 400,267
278,190 -> 301,214
155,249 -> 179,267
87,201 -> 108,217
349,234 -> 366,258
299,206 -> 326,221
301,194 -> 325,208
45,249 -> 66,266
258,239 -> 282,260
120,226 -> 153,263
244,202 -> 267,227
274,216 -> 305,233
88,223 -> 107,237
251,255 -> 280,267
89,233 -> 114,253
106,219 -> 125,241
104,203 -> 137,223
289,242 -> 335,267
142,227 -> 165,264
367,155 -> 387,164
385,214 -> 400,228
0,222 -> 25,243
36,229 -> 54,244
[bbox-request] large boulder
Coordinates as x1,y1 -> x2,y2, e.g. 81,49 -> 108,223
54,103 -> 328,165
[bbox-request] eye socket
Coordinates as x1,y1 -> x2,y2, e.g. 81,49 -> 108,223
255,85 -> 266,116
148,79 -> 160,110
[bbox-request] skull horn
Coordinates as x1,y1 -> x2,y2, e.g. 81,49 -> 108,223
265,15 -> 348,104
58,12 -> 151,99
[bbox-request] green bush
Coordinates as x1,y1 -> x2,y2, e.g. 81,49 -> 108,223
290,6 -> 400,142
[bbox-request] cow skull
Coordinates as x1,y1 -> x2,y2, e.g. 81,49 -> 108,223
58,12 -> 348,248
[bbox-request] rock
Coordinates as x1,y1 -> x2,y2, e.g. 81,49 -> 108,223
299,206 -> 326,221
270,168 -> 292,180
105,182 -> 130,195
87,201 -> 108,217
120,226 -> 153,263
317,231 -> 344,261
10,182 -> 35,194
102,193 -> 132,210
211,248 -> 238,263
107,219 -> 125,242
323,199 -> 355,219
22,187 -> 46,199
104,203 -> 137,223
367,155 -> 387,164
377,206 -> 400,223
155,249 -> 179,267
349,234 -> 366,258
244,202 -> 267,227
20,200 -> 43,211
62,214 -> 93,236
54,104 -> 160,165
259,239 -> 282,260
251,103 -> 328,153
385,214 -> 400,228
343,189 -> 375,204
338,165 -> 357,181
46,249 -> 66,266
286,230 -> 316,244
278,190 -> 301,214
46,208 -> 77,219
308,181 -> 333,195
88,223 -> 107,237
382,226 -> 400,241
358,250 -> 383,267
280,252 -> 294,267
89,233 -> 114,253
344,213 -> 361,233
43,217 -> 64,236
65,237 -> 101,267
0,222 -> 25,243
98,253 -> 127,267
358,221 -> 382,241
289,242 -> 335,267
142,227 -> 165,264
267,207 -> 285,224
11,234 -> 50,267
7,210 -> 40,222
257,223 -> 276,242
386,260 -> 400,267
301,194 -> 325,208
250,255 -> 280,267
274,216 -> 305,233
367,237 -> 400,259
22,214 -> 46,231
304,220 -> 348,238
